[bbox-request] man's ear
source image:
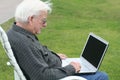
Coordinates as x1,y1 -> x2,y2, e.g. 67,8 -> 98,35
28,16 -> 34,25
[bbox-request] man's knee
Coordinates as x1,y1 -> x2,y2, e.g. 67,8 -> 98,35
99,71 -> 109,80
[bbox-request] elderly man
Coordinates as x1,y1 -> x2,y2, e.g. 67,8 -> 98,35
7,0 -> 109,80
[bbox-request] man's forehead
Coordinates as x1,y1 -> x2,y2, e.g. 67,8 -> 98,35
39,10 -> 48,17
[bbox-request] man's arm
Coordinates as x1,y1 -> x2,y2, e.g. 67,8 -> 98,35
12,41 -> 76,80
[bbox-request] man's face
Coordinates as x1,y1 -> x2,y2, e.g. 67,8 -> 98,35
31,11 -> 48,34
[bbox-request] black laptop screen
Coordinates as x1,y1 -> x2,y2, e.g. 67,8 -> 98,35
82,35 -> 107,68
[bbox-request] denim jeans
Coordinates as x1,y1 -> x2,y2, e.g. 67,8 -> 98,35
77,71 -> 109,80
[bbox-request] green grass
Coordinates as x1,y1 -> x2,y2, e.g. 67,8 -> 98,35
0,0 -> 120,79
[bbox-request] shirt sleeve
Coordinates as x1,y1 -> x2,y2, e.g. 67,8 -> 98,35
12,40 -> 76,80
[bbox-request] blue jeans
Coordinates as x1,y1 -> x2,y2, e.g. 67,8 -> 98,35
77,71 -> 109,80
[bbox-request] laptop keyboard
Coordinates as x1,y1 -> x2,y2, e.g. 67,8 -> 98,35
81,62 -> 91,71
80,59 -> 92,71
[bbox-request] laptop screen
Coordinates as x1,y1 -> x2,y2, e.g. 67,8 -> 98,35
82,34 -> 108,68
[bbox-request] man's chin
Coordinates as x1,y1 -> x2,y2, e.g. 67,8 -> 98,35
36,31 -> 41,34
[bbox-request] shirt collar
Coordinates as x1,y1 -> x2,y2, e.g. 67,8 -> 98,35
12,22 -> 38,41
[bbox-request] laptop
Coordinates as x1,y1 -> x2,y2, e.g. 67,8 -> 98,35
62,32 -> 109,73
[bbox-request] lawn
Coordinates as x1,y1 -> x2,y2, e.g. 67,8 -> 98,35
0,0 -> 120,80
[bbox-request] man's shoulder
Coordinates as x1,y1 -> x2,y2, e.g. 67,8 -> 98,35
7,28 -> 29,45
7,29 -> 24,39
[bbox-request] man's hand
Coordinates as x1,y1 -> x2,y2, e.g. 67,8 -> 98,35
57,53 -> 67,60
57,53 -> 81,73
70,62 -> 81,73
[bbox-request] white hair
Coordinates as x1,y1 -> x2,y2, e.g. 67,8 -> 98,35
15,0 -> 52,23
